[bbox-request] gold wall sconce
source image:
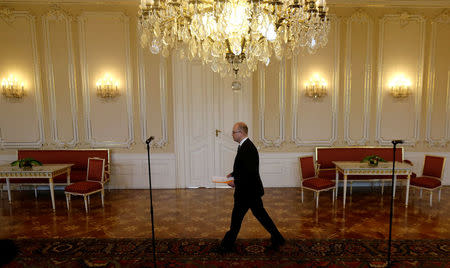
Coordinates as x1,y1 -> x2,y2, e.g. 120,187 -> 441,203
1,75 -> 25,99
389,75 -> 411,98
305,74 -> 327,99
96,73 -> 120,99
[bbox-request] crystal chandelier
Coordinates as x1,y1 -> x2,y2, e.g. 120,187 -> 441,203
138,0 -> 330,78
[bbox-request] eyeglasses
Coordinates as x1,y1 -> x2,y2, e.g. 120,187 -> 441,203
232,130 -> 241,134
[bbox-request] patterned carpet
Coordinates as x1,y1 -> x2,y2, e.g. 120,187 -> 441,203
3,238 -> 450,267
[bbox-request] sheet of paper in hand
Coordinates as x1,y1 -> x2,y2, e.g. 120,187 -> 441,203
212,176 -> 234,183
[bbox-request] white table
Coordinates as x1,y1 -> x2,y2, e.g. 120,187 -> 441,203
332,161 -> 412,208
0,164 -> 73,211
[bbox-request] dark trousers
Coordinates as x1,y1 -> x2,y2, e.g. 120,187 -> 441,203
221,196 -> 283,248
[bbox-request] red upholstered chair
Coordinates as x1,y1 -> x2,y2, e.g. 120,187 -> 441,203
409,155 -> 446,207
300,156 -> 336,208
65,157 -> 107,213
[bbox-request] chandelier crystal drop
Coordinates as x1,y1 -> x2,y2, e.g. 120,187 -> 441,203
138,0 -> 330,77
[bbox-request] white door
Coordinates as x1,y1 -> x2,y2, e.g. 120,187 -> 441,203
173,57 -> 252,188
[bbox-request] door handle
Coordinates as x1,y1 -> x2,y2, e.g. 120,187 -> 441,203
215,129 -> 221,137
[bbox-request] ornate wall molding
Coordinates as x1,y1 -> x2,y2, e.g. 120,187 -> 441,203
344,10 -> 372,145
43,7 -> 79,147
375,14 -> 425,145
0,11 -> 44,149
78,12 -> 134,148
426,11 -> 450,146
258,59 -> 286,147
0,8 -> 14,24
138,44 -> 168,148
291,15 -> 339,146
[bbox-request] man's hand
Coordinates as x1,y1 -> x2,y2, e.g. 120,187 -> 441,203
227,180 -> 235,188
226,173 -> 232,178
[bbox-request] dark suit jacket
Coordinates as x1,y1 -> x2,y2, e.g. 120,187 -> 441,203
231,138 -> 264,200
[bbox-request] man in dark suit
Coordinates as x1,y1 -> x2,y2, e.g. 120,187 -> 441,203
219,122 -> 285,252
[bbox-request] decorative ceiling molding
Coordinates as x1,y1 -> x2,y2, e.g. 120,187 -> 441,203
1,0 -> 447,7
0,8 -> 14,24
45,5 -> 73,21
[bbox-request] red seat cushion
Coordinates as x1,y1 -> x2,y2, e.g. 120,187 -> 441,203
65,181 -> 102,194
410,176 -> 441,189
303,178 -> 335,190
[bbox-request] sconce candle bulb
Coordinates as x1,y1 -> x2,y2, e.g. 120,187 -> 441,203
1,75 -> 25,99
96,73 -> 120,99
305,74 -> 327,99
389,75 -> 411,98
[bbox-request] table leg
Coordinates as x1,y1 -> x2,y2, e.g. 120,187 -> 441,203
343,174 -> 348,208
66,168 -> 71,184
49,178 -> 55,211
335,169 -> 339,199
6,178 -> 11,203
405,173 -> 410,207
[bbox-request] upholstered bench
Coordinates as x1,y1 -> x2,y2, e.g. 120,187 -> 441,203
0,149 -> 110,196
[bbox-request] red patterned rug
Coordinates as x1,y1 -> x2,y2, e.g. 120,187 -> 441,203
3,238 -> 450,267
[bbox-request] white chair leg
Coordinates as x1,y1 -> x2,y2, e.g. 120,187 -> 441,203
301,188 -> 304,203
65,194 -> 70,210
316,192 -> 319,208
430,192 -> 433,207
350,182 -> 353,196
84,196 -> 88,213
332,189 -> 335,204
101,189 -> 104,207
438,189 -> 441,202
34,186 -> 38,198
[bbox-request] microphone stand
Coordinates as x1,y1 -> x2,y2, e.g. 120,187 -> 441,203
387,140 -> 403,267
146,136 -> 156,267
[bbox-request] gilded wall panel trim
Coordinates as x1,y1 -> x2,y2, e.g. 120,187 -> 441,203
426,11 -> 450,146
344,10 -> 372,145
375,14 -> 425,145
43,7 -> 79,147
258,59 -> 285,147
291,16 -> 339,146
138,40 -> 168,148
78,12 -> 134,148
0,10 -> 44,149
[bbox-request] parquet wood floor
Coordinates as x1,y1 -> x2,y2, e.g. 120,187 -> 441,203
1,186 -> 449,240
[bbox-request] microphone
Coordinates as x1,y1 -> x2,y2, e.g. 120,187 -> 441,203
392,140 -> 404,145
146,136 -> 155,145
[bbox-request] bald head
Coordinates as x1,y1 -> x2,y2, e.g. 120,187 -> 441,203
232,122 -> 248,143
234,122 -> 248,135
